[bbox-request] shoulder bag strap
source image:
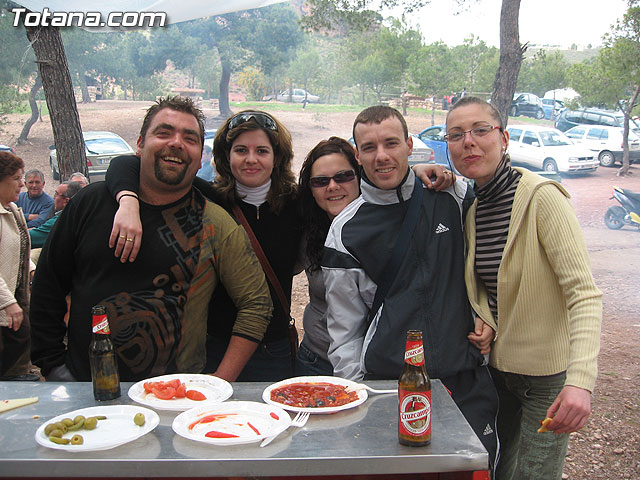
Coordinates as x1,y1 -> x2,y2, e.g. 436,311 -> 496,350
366,178 -> 423,326
231,203 -> 290,314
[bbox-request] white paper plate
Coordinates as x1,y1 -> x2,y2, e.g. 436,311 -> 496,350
35,405 -> 159,452
262,376 -> 368,414
128,373 -> 233,411
172,401 -> 291,445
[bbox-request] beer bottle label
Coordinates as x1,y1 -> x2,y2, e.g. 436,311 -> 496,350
404,341 -> 424,366
398,389 -> 431,436
92,314 -> 110,334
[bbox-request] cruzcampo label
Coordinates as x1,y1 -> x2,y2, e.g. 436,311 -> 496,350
404,340 -> 425,366
398,390 -> 431,437
92,314 -> 110,334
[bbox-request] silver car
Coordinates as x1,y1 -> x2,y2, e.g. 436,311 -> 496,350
49,131 -> 135,182
263,88 -> 319,103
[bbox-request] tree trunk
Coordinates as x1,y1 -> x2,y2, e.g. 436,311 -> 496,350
431,95 -> 436,126
401,74 -> 407,116
17,75 -> 42,145
219,61 -> 232,117
618,85 -> 640,176
491,0 -> 525,127
79,73 -> 92,103
24,22 -> 87,181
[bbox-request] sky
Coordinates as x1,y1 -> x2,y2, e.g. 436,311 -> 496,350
400,0 -> 629,49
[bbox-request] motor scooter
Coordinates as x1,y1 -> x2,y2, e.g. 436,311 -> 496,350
604,186 -> 640,230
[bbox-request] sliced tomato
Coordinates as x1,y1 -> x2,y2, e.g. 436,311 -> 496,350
175,383 -> 186,398
152,385 -> 177,400
205,430 -> 238,438
143,381 -> 158,394
166,378 -> 181,389
186,389 -> 206,401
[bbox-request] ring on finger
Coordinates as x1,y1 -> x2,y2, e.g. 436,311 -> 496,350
126,238 -> 134,242
119,235 -> 126,239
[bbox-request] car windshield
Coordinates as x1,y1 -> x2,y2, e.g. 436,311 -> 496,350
85,137 -> 131,155
539,130 -> 571,146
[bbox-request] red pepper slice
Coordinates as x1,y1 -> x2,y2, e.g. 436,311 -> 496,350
270,412 -> 279,420
205,430 -> 239,438
247,422 -> 260,435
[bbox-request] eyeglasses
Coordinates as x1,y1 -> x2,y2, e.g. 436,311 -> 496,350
444,125 -> 501,143
309,169 -> 357,188
228,112 -> 278,132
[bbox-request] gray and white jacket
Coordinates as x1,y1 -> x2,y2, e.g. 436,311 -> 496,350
322,169 -> 483,381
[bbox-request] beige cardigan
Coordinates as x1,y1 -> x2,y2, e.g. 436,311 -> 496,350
465,168 -> 602,392
0,202 -> 34,325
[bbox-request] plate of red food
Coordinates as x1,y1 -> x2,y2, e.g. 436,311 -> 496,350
172,401 -> 291,445
262,376 -> 368,414
128,374 -> 233,411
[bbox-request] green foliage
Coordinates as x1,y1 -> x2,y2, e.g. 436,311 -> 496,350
517,49 -> 569,97
237,66 -> 268,100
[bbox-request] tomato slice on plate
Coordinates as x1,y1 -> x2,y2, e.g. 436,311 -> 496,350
175,383 -> 186,398
152,385 -> 177,400
186,390 -> 206,401
166,378 -> 181,389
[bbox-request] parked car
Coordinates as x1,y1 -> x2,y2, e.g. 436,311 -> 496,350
348,134 -> 435,166
555,108 -> 626,132
565,125 -> 640,167
0,144 -> 15,154
541,98 -> 565,120
506,125 -> 598,174
416,124 -> 459,173
49,131 -> 135,182
510,93 -> 545,119
204,128 -> 216,150
263,88 -> 319,103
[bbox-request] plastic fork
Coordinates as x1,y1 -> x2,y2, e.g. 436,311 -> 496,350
260,411 -> 310,448
345,383 -> 397,395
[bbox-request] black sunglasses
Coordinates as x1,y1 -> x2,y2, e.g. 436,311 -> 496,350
228,112 -> 278,132
309,169 -> 357,188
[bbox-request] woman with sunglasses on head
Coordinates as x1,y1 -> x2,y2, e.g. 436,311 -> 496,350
106,110 -> 454,381
445,96 -> 602,480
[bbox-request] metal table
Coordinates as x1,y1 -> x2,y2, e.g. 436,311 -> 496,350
0,379 -> 487,478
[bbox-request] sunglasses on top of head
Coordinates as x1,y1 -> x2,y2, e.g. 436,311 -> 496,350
309,169 -> 357,188
228,112 -> 278,132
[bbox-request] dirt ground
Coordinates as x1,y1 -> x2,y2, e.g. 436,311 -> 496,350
3,100 -> 639,478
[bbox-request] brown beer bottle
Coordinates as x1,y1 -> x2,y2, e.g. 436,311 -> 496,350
89,305 -> 121,401
398,330 -> 431,446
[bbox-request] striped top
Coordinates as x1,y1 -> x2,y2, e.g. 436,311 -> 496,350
473,159 -> 521,320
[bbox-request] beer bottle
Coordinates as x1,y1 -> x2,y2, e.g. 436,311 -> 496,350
398,330 -> 431,446
89,305 -> 121,401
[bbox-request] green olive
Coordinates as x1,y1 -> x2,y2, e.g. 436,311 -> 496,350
73,415 -> 85,424
70,434 -> 83,445
83,417 -> 98,430
67,419 -> 84,431
48,428 -> 64,438
49,436 -> 70,445
61,418 -> 74,427
44,423 -> 57,436
54,422 -> 68,433
95,415 -> 107,420
133,413 -> 145,426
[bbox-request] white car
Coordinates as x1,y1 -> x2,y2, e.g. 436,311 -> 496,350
50,131 -> 135,182
564,125 -> 640,167
506,125 -> 598,174
263,88 -> 319,103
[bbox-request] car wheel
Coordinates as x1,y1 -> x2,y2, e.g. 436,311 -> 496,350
543,159 -> 558,173
509,106 -> 517,117
535,108 -> 544,120
604,206 -> 626,230
598,150 -> 616,167
50,157 -> 59,180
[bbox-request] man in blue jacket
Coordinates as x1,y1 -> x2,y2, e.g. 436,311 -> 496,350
322,106 -> 497,468
16,169 -> 53,228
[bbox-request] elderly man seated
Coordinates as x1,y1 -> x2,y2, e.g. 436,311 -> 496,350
30,181 -> 83,250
